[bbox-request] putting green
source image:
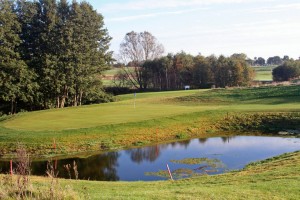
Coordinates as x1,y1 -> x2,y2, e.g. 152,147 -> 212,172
3,89 -> 216,131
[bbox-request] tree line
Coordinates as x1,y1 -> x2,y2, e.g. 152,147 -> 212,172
0,0 -> 112,114
115,51 -> 255,90
115,31 -> 255,90
251,55 -> 292,66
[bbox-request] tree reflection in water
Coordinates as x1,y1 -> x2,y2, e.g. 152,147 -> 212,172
199,138 -> 208,144
3,152 -> 121,181
125,145 -> 165,164
170,140 -> 191,148
221,136 -> 235,143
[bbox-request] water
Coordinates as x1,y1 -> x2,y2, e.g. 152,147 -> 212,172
0,136 -> 299,181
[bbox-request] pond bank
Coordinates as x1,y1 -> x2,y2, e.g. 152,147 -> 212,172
1,111 -> 300,160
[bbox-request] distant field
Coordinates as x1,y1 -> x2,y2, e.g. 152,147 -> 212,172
102,67 -> 134,86
252,65 -> 277,81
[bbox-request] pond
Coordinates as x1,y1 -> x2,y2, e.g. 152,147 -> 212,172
0,136 -> 299,181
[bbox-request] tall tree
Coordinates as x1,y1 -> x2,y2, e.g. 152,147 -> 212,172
119,31 -> 164,89
16,0 -> 112,109
193,55 -> 213,88
254,57 -> 265,66
267,56 -> 283,65
70,1 -> 112,106
0,0 -> 37,114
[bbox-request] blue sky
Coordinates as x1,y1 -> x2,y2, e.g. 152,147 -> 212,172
81,0 -> 300,60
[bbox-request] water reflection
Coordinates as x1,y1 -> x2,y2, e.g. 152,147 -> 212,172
171,140 -> 191,148
199,138 -> 208,144
221,136 -> 235,143
125,145 -> 161,164
0,152 -> 120,181
0,136 -> 299,181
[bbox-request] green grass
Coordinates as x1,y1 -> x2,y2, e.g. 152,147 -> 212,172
1,85 -> 300,158
252,66 -> 277,81
1,85 -> 300,199
3,90 -> 206,131
102,68 -> 122,76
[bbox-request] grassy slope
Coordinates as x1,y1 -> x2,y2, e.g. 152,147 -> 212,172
3,90 -> 203,131
21,151 -> 299,199
1,86 -> 300,158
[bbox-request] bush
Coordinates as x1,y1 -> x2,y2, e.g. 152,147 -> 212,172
273,61 -> 300,81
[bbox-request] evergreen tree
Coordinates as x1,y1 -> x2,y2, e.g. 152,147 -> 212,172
0,0 -> 37,114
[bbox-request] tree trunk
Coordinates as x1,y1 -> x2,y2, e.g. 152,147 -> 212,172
14,101 -> 17,114
10,99 -> 14,115
60,86 -> 68,108
79,90 -> 83,106
166,68 -> 169,90
56,96 -> 60,108
74,94 -> 78,107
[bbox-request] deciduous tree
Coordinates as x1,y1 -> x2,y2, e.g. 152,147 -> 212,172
119,31 -> 164,89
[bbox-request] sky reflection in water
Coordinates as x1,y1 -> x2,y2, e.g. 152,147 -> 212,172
0,136 -> 299,181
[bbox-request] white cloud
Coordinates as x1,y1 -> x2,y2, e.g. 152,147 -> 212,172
107,8 -> 208,22
249,2 -> 300,13
102,0 -> 275,12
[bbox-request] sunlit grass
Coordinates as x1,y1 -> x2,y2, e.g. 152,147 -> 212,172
3,90 -> 210,131
1,85 -> 300,158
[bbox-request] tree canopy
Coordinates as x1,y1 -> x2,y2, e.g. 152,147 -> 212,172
273,61 -> 300,82
119,31 -> 164,89
0,0 -> 112,114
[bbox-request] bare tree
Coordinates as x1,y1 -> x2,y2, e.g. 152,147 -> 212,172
119,31 -> 164,89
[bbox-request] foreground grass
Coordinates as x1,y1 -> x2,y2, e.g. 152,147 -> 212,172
2,151 -> 298,199
1,85 -> 300,158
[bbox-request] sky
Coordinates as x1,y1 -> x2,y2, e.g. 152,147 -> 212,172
80,0 -> 300,60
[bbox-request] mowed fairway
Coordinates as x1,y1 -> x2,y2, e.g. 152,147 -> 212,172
3,90 -> 215,131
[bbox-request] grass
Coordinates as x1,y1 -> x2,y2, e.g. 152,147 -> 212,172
252,66 -> 277,81
1,150 -> 297,199
1,85 -> 300,199
1,85 -> 300,158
